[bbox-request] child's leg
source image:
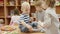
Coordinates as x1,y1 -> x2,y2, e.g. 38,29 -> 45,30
30,22 -> 38,29
21,21 -> 33,32
19,25 -> 29,32
30,22 -> 41,32
25,24 -> 33,32
9,22 -> 13,25
19,24 -> 33,32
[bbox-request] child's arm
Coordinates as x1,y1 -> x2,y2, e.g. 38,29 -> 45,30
20,20 -> 33,32
20,20 -> 27,27
9,16 -> 13,25
32,13 -> 38,21
19,15 -> 33,31
38,13 -> 51,28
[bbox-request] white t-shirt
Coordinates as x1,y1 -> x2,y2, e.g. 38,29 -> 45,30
10,15 -> 20,24
34,11 -> 45,21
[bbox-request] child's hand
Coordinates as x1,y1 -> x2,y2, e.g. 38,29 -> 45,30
21,20 -> 28,27
14,23 -> 18,26
38,21 -> 48,28
38,21 -> 44,27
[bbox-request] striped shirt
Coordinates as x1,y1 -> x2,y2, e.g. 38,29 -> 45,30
19,14 -> 30,23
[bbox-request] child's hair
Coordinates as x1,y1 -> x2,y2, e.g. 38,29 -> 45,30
21,2 -> 30,12
34,1 -> 42,7
14,9 -> 19,15
46,0 -> 55,8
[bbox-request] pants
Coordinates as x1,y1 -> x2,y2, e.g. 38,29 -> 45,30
19,22 -> 38,32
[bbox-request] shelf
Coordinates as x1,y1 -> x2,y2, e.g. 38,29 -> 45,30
6,5 -> 15,7
0,18 -> 5,24
6,0 -> 16,6
0,7 -> 4,17
0,6 -> 4,7
6,18 -> 11,25
56,5 -> 60,6
6,6 -> 15,11
56,5 -> 60,7
6,16 -> 11,18
0,16 -> 5,18
6,6 -> 15,17
0,0 -> 4,6
0,5 -> 4,6
56,6 -> 60,14
16,5 -> 34,6
16,5 -> 21,7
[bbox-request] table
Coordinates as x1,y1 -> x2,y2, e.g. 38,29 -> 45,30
0,25 -> 45,34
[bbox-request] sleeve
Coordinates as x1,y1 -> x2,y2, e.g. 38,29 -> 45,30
50,10 -> 60,28
18,15 -> 24,24
19,15 -> 32,28
10,16 -> 13,25
42,13 -> 51,28
34,12 -> 38,21
51,10 -> 59,23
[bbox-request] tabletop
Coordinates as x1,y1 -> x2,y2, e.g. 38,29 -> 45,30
0,25 -> 45,34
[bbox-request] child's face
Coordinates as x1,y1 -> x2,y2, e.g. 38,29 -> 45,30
21,5 -> 30,14
35,6 -> 42,12
41,1 -> 48,10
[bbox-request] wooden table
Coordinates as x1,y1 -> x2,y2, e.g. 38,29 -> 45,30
0,25 -> 45,34
20,32 -> 45,34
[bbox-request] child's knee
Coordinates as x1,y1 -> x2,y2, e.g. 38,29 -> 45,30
31,22 -> 38,27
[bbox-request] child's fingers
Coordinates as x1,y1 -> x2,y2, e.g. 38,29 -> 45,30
26,24 -> 33,32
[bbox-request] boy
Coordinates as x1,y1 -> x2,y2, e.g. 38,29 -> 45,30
19,2 -> 38,32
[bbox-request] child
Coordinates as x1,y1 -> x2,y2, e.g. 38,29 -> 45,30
34,1 -> 45,32
19,2 -> 35,32
38,0 -> 60,34
10,9 -> 20,26
34,1 -> 45,22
